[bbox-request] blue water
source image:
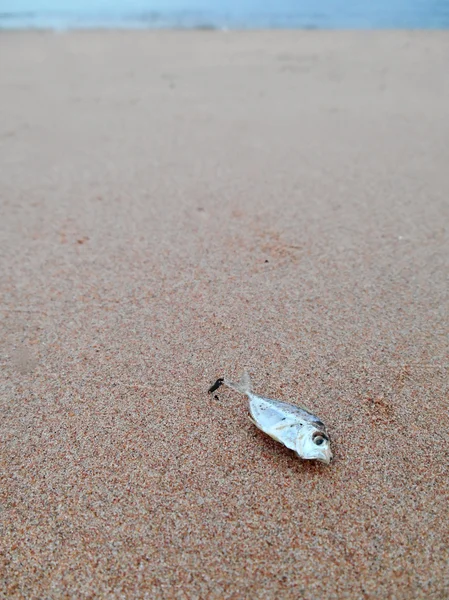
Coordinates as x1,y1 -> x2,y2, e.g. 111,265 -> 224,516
1,0 -> 449,29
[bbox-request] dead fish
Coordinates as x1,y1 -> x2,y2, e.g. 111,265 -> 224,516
208,371 -> 333,464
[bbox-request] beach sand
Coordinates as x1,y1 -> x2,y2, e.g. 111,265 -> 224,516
1,31 -> 449,599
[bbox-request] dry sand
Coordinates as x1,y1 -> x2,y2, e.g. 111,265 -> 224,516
1,30 -> 449,599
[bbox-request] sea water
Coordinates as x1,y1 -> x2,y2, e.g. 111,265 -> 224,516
1,0 -> 449,29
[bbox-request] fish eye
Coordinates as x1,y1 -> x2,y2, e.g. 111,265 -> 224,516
314,436 -> 325,446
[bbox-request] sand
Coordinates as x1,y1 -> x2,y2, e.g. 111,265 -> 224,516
1,30 -> 449,599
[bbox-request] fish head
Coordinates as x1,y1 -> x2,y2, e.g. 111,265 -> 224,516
296,424 -> 333,464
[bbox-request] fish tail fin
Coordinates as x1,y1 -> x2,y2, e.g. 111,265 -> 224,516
224,370 -> 253,395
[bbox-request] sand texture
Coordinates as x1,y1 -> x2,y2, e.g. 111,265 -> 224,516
1,31 -> 449,599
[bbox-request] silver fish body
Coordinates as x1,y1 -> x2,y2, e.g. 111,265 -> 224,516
210,371 -> 332,464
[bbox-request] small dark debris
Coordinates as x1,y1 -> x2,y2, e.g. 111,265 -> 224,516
208,378 -> 224,394
214,395 -> 219,400
265,259 -> 269,263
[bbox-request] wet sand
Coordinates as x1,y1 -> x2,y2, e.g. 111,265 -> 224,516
1,31 -> 449,599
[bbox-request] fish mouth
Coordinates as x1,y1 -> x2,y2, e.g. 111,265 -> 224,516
297,452 -> 333,465
312,451 -> 333,465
